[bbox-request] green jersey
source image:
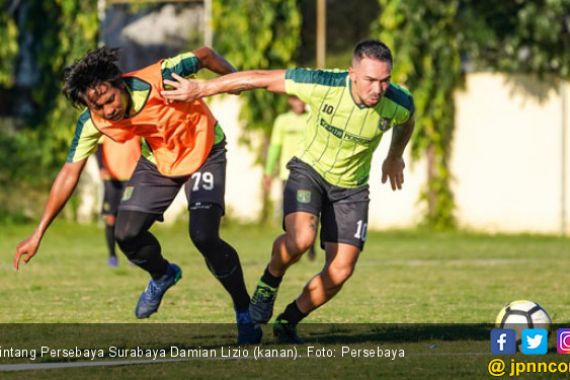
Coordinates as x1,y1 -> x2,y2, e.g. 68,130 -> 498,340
284,68 -> 414,188
265,111 -> 307,180
66,52 -> 225,164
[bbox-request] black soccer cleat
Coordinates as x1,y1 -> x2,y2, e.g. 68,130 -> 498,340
237,322 -> 262,345
273,319 -> 303,344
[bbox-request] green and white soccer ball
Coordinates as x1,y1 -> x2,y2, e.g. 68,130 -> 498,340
496,300 -> 552,339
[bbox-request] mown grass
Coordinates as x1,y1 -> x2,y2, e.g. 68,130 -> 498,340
2,222 -> 569,323
1,222 -> 569,379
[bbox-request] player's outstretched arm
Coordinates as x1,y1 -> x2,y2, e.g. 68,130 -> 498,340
162,69 -> 287,103
193,47 -> 237,76
381,115 -> 415,191
14,159 -> 87,270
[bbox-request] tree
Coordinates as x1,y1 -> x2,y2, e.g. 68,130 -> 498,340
375,0 -> 570,229
0,0 -> 98,221
463,0 -> 570,78
213,0 -> 301,222
376,0 -> 462,229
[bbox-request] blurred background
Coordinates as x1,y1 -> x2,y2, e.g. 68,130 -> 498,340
1,0 -> 569,235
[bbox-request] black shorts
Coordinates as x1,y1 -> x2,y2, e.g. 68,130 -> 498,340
118,141 -> 227,217
283,157 -> 370,250
102,179 -> 127,216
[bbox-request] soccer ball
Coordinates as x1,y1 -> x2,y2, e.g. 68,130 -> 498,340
496,300 -> 552,340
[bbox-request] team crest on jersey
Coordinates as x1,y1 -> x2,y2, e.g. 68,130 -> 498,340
378,117 -> 392,131
122,186 -> 134,202
297,190 -> 311,204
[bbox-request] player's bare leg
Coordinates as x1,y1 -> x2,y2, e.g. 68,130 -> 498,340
269,212 -> 318,276
273,242 -> 360,343
307,220 -> 318,261
249,212 -> 317,323
296,242 -> 360,312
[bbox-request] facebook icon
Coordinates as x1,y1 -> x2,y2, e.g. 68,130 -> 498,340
491,329 -> 517,354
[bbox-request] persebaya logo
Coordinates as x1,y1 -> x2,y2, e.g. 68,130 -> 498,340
378,117 -> 392,131
297,190 -> 311,204
122,186 -> 134,201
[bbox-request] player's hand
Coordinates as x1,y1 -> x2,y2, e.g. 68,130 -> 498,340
162,73 -> 204,103
14,232 -> 41,270
381,155 -> 405,191
262,175 -> 273,192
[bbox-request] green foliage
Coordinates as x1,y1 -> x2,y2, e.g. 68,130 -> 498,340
213,0 -> 301,222
462,0 -> 570,78
212,0 -> 301,146
297,0 -> 380,66
28,0 -> 99,169
0,1 -> 18,87
0,1 -> 98,220
0,130 -> 46,223
376,0 -> 570,230
375,0 -> 462,229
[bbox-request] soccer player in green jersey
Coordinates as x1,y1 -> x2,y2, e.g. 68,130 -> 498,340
162,40 -> 415,343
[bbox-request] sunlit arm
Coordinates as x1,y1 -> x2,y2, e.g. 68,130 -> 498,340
13,159 -> 87,270
193,46 -> 237,76
387,114 -> 415,159
162,70 -> 287,103
381,115 -> 415,191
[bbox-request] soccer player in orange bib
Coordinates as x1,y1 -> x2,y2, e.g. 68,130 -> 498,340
14,47 -> 261,344
96,135 -> 141,267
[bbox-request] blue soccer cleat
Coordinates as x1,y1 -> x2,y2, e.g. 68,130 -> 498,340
107,256 -> 119,268
236,309 -> 262,345
135,263 -> 182,319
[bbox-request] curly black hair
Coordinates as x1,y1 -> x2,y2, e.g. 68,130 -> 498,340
62,47 -> 123,108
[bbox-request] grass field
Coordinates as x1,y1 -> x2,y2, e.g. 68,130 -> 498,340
1,221 -> 570,379
2,221 -> 570,323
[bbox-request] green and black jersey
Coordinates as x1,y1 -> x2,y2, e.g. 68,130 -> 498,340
284,68 -> 414,188
66,52 -> 225,164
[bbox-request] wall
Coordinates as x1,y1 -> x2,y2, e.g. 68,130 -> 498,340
451,73 -> 569,234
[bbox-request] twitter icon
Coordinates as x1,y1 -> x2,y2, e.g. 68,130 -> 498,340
521,328 -> 548,355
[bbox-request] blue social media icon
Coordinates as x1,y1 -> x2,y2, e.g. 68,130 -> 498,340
491,329 -> 516,354
521,328 -> 548,355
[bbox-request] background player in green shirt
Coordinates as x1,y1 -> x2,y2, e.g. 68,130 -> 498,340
263,96 -> 316,260
162,40 -> 415,343
263,96 -> 307,190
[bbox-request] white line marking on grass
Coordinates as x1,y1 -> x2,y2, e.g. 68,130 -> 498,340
0,358 -> 186,372
0,354 -> 295,372
0,350 -> 494,372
